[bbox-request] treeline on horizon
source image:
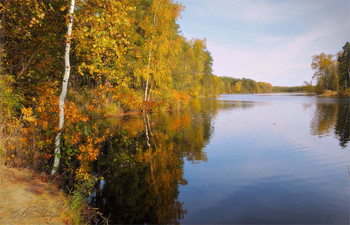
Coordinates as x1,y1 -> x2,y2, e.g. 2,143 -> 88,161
273,86 -> 304,93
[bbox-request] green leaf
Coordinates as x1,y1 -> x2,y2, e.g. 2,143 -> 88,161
84,128 -> 89,136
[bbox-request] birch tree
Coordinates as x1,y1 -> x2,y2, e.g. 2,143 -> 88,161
52,0 -> 75,175
144,0 -> 161,102
140,0 -> 183,103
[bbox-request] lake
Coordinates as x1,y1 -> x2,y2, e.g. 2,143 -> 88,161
88,93 -> 350,224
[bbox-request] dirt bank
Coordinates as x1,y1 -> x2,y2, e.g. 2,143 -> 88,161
0,165 -> 73,225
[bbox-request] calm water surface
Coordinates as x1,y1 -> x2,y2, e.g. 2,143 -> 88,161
89,94 -> 350,224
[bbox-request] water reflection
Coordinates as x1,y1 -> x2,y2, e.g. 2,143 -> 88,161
89,95 -> 349,224
89,99 -> 219,224
311,99 -> 350,148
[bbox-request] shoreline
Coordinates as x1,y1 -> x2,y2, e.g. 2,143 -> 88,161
0,165 -> 78,224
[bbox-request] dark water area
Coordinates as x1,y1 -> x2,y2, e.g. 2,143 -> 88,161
88,94 -> 350,224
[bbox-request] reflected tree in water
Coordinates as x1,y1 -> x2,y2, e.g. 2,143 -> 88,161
89,99 -> 219,224
311,101 -> 350,148
311,103 -> 338,136
334,103 -> 350,148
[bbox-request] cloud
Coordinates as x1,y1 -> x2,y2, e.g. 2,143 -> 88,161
178,0 -> 350,86
207,40 -> 305,85
208,21 -> 347,86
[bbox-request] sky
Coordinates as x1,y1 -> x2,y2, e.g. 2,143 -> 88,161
176,0 -> 350,86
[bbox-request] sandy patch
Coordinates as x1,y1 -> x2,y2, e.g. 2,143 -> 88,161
0,165 -> 72,225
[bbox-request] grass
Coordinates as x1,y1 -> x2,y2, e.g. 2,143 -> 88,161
68,190 -> 88,225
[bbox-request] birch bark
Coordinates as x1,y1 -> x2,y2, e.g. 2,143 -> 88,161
51,0 -> 75,175
144,0 -> 162,103
144,40 -> 152,102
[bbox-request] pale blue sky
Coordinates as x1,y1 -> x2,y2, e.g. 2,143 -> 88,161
177,0 -> 350,86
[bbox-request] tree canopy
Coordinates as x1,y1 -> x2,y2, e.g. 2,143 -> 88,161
0,0 -> 274,188
309,42 -> 350,95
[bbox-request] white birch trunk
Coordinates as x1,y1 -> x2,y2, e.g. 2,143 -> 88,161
147,76 -> 155,102
51,0 -> 75,175
143,112 -> 151,149
144,40 -> 152,102
144,1 -> 161,103
144,77 -> 149,102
